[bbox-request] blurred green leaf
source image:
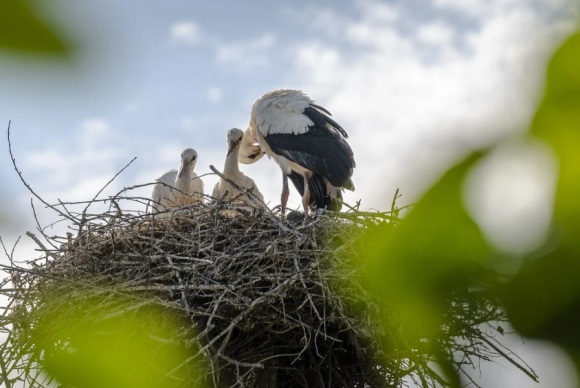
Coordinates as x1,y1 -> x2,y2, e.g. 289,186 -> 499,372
359,153 -> 491,386
0,0 -> 68,54
535,31 -> 580,224
34,295 -> 203,388
501,30 -> 580,353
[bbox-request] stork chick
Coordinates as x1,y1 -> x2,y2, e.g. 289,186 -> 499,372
174,148 -> 204,206
213,128 -> 264,206
150,148 -> 204,214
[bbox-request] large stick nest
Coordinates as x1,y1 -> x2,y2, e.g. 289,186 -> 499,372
0,193 -> 535,388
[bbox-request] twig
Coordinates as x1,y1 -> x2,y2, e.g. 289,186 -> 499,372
7,121 -> 75,223
25,232 -> 58,260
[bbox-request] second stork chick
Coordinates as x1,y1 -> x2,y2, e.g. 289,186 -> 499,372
212,128 -> 265,206
174,148 -> 204,206
151,148 -> 204,213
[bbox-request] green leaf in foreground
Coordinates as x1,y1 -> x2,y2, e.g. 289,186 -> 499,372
501,31 -> 580,358
0,0 -> 69,55
359,153 -> 492,387
32,295 -> 203,388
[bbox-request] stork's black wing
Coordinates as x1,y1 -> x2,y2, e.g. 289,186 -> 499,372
264,105 -> 355,188
288,171 -> 343,211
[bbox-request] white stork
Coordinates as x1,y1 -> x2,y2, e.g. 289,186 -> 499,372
150,148 -> 204,213
151,169 -> 178,212
212,128 -> 265,206
238,89 -> 355,214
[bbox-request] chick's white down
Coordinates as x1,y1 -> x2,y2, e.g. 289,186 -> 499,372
213,128 -> 264,206
151,148 -> 204,213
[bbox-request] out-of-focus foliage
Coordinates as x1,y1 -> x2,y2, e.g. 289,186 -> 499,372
501,31 -> 580,363
30,294 -> 202,388
362,154 -> 487,333
0,0 -> 70,227
358,28 -> 580,387
359,154 -> 497,387
0,0 -> 69,55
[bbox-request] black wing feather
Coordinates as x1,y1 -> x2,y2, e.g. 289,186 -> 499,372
288,171 -> 342,211
305,106 -> 349,138
265,105 -> 355,188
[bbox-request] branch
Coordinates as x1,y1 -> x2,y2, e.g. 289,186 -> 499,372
7,121 -> 75,223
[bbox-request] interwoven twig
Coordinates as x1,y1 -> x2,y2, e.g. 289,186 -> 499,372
0,198 -> 537,388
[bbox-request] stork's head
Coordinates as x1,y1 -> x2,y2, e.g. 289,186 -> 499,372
238,126 -> 265,164
178,148 -> 198,178
227,128 -> 244,156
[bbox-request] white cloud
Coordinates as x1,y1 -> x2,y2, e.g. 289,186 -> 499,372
434,0 -> 488,14
285,2 -> 577,211
81,117 -> 110,137
357,0 -> 399,23
177,115 -> 222,134
216,34 -> 276,68
20,117 -> 127,207
434,0 -> 579,18
417,22 -> 455,46
170,21 -> 201,45
345,21 -> 414,53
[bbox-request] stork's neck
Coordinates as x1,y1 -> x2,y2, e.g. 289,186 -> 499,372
224,145 -> 240,175
175,168 -> 193,192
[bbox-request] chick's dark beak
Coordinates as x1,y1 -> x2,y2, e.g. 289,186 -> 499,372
227,139 -> 240,157
177,162 -> 187,178
178,157 -> 194,178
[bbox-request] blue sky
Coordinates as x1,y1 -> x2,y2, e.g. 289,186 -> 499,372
1,0 -> 579,386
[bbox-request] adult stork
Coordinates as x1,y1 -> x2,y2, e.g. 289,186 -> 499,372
150,148 -> 204,213
238,89 -> 355,214
212,128 -> 265,206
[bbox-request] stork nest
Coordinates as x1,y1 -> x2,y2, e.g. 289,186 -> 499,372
0,195 -> 535,388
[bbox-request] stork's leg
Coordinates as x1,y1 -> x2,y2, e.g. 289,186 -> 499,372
302,175 -> 311,215
281,173 -> 289,216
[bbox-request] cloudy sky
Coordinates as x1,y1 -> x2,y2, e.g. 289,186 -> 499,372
0,0 -> 579,386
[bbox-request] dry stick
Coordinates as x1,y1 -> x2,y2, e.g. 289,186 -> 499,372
83,156 -> 137,216
163,271 -> 306,379
55,192 -> 151,209
218,353 -> 263,370
332,210 -> 399,222
0,326 -> 13,388
390,187 -> 401,215
475,331 -> 538,382
55,198 -> 82,223
209,165 -> 310,240
206,290 -> 228,331
208,164 -> 267,209
0,236 -> 20,267
0,262 -> 162,306
97,299 -> 155,322
28,200 -> 68,251
25,232 -> 58,261
294,255 -> 321,321
458,366 -> 484,388
77,156 -> 137,238
7,122 -> 76,224
207,164 -> 303,236
116,171 -> 215,206
166,256 -> 191,315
